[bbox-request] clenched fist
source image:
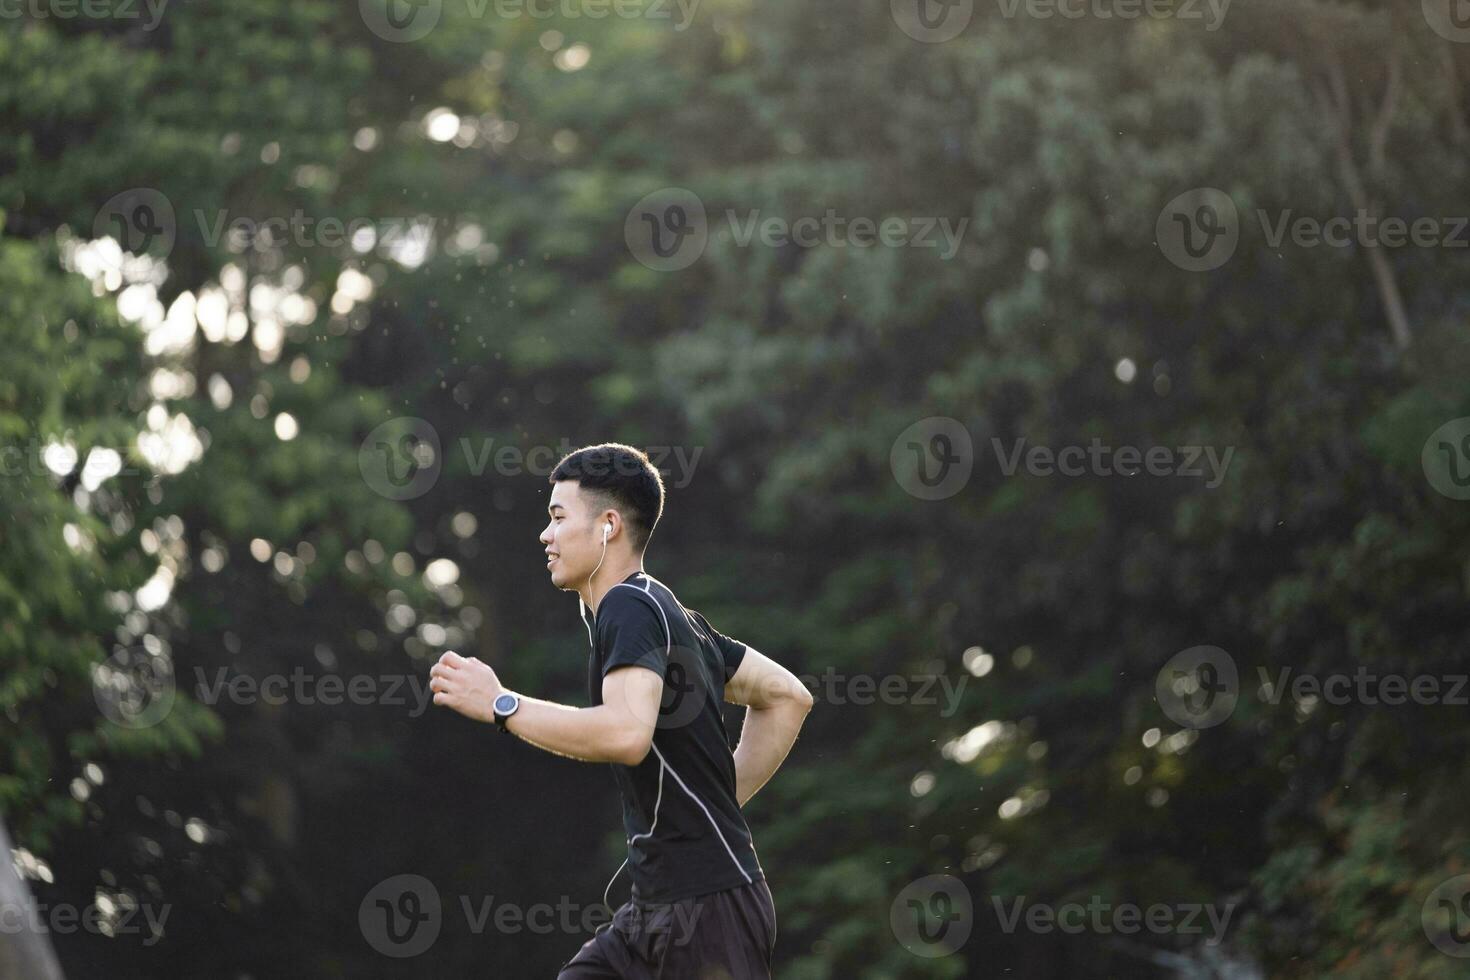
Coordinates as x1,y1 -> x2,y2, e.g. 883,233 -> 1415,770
428,651 -> 502,723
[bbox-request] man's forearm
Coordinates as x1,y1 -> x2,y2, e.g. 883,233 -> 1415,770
502,694 -> 646,765
732,700 -> 810,806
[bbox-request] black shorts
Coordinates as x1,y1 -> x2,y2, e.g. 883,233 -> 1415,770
557,877 -> 776,979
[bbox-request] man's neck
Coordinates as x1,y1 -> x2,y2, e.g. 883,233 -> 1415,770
580,558 -> 647,616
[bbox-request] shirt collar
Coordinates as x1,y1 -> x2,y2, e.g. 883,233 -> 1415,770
579,571 -> 647,625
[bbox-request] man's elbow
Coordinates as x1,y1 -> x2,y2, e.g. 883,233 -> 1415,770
779,672 -> 814,714
791,683 -> 815,714
612,727 -> 654,767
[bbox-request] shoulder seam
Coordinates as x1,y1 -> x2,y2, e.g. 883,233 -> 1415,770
597,582 -> 671,661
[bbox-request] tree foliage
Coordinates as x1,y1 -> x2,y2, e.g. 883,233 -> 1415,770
2,1 -> 1468,976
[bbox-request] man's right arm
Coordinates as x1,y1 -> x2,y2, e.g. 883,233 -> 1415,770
724,647 -> 814,807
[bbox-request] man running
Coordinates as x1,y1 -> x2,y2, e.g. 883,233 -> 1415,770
429,443 -> 813,978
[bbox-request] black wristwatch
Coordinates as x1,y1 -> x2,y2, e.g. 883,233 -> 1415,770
492,692 -> 521,731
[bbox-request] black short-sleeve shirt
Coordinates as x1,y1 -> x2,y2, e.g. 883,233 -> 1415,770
583,571 -> 764,904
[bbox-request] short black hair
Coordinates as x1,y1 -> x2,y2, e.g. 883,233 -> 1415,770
549,443 -> 665,552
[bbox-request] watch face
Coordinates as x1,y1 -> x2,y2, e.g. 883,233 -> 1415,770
494,693 -> 518,715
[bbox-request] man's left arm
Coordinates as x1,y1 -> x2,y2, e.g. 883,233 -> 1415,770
429,651 -> 661,766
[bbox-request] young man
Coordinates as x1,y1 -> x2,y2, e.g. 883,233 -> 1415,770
428,443 -> 813,978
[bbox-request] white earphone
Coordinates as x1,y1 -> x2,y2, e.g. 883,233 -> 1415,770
579,520 -> 619,634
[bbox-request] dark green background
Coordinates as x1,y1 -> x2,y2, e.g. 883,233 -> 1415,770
3,0 -> 1469,976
